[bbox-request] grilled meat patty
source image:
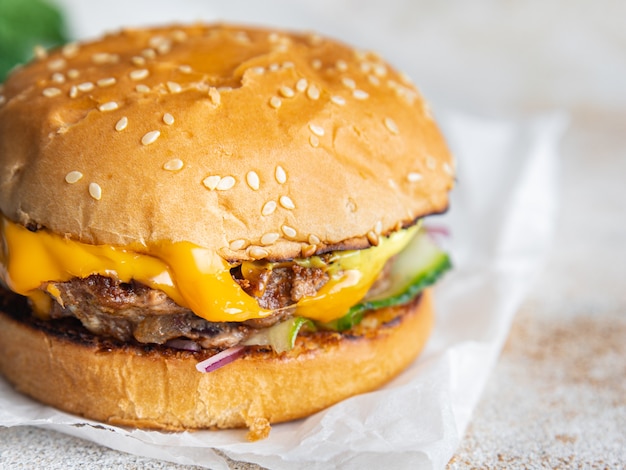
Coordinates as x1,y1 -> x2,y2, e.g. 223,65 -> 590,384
47,264 -> 330,348
42,258 -> 394,349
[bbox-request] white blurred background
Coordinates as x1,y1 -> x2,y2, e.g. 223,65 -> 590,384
54,0 -> 626,117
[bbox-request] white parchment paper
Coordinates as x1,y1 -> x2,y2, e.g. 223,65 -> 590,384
0,111 -> 566,469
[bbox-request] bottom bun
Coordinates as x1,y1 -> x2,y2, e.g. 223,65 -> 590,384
0,288 -> 434,440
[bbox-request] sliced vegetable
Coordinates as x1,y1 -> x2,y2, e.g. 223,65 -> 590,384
320,229 -> 451,331
243,317 -> 315,353
196,345 -> 245,373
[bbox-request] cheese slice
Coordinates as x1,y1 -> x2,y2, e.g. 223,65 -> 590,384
0,216 -> 415,323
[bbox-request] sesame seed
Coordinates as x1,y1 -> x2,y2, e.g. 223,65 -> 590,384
115,116 -> 128,131
163,113 -> 175,125
279,195 -> 295,210
98,101 -> 118,112
234,31 -> 250,43
132,56 -> 146,66
142,49 -> 157,59
62,43 -> 79,58
69,86 -> 78,98
250,66 -> 265,75
336,60 -> 348,72
246,171 -> 260,190
281,225 -> 297,238
77,82 -> 94,92
423,103 -> 433,120
42,87 -> 61,97
302,244 -> 317,257
167,81 -> 182,93
130,69 -> 149,80
308,124 -> 325,136
47,58 -> 66,71
156,43 -> 171,55
330,95 -> 346,106
268,33 -> 280,43
248,246 -> 269,260
355,50 -> 368,61
373,64 -> 387,77
443,162 -> 453,175
135,84 -> 150,93
268,63 -> 280,72
311,59 -> 322,70
141,130 -> 160,145
279,85 -> 295,98
97,77 -> 116,87
261,201 -> 277,216
400,72 -> 414,85
51,73 -> 65,84
407,172 -> 423,182
273,44 -> 288,53
149,35 -> 167,48
275,165 -> 287,184
202,175 -> 221,190
308,234 -> 321,245
67,69 -> 79,79
342,77 -> 356,89
261,232 -> 280,245
360,62 -> 372,73
64,171 -> 83,184
367,231 -> 379,246
309,135 -> 320,148
296,78 -> 308,92
384,117 -> 399,135
282,61 -> 294,69
229,239 -> 247,251
209,88 -> 221,105
353,89 -> 369,100
374,220 -> 383,235
34,45 -> 47,59
216,176 -> 235,190
172,29 -> 188,42
368,75 -> 380,86
426,156 -> 437,170
89,182 -> 102,200
308,33 -> 323,46
163,158 -> 184,171
269,96 -> 282,109
92,52 -> 119,64
178,64 -> 192,73
306,84 -> 320,100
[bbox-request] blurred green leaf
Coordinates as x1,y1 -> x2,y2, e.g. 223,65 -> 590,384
0,0 -> 67,81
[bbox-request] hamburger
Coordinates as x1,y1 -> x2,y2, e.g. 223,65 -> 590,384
0,24 -> 454,439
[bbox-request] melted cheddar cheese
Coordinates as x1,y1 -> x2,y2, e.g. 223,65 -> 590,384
0,216 -> 415,323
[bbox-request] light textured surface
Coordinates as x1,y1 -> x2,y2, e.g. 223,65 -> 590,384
448,112 -> 626,469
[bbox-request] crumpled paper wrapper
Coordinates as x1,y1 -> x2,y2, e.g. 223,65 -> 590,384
0,111 -> 566,469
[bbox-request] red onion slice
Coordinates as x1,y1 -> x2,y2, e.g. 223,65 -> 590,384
195,345 -> 245,373
424,224 -> 450,238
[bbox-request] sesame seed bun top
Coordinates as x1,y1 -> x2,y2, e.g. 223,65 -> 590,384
0,23 -> 454,261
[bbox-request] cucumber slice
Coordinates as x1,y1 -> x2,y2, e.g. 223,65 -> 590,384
243,317 -> 315,353
320,230 -> 451,331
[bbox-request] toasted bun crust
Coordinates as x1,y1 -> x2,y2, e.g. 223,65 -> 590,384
0,24 -> 453,260
0,288 -> 434,439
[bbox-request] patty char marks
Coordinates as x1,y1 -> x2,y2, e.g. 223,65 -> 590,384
45,263 -> 329,348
